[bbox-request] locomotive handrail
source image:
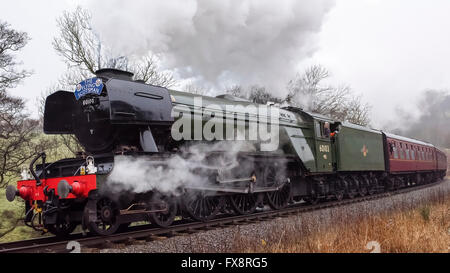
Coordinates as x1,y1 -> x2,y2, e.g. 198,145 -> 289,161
29,152 -> 46,186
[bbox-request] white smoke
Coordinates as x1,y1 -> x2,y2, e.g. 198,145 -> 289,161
105,141 -> 256,195
88,0 -> 335,95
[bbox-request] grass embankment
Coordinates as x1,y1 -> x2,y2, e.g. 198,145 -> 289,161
233,183 -> 450,253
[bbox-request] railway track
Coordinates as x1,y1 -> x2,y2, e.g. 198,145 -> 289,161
0,179 -> 447,253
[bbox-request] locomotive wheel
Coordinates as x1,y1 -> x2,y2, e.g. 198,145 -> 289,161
229,193 -> 260,215
46,213 -> 77,238
393,177 -> 400,190
367,178 -> 377,195
345,185 -> 356,199
87,198 -> 121,236
183,192 -> 225,222
265,166 -> 290,210
266,183 -> 291,210
305,193 -> 320,205
416,174 -> 423,185
149,195 -> 177,228
345,177 -> 357,199
385,178 -> 394,191
334,188 -> 344,201
367,186 -> 375,195
358,183 -> 368,197
333,180 -> 345,201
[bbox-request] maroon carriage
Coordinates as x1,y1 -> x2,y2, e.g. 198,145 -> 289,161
384,133 -> 436,173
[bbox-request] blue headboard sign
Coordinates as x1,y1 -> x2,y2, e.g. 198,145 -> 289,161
74,78 -> 104,100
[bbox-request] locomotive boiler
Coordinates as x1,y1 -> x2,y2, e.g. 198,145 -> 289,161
5,68 -> 447,237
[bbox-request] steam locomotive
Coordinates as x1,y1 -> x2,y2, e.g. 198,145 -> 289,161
6,69 -> 447,237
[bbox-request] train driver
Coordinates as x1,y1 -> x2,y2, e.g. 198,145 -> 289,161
324,122 -> 331,138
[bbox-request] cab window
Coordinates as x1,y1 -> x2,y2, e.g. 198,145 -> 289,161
315,121 -> 330,139
315,121 -> 322,138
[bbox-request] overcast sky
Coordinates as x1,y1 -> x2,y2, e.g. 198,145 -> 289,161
1,0 -> 449,128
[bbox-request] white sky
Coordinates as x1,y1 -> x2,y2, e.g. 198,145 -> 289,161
1,0 -> 450,128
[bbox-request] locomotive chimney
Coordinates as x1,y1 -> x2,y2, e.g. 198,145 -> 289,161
95,68 -> 134,81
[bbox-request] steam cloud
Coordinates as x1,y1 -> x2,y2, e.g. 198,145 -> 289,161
88,0 -> 335,94
105,141 -> 257,195
386,90 -> 450,149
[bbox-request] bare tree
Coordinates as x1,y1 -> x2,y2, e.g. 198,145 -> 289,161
0,91 -> 56,188
53,8 -> 99,75
223,65 -> 371,126
0,92 -> 37,188
0,21 -> 31,91
53,7 -> 175,88
0,22 -> 42,238
225,85 -> 244,97
287,65 -> 371,126
342,95 -> 371,126
134,55 -> 176,88
0,22 -> 37,188
225,85 -> 283,104
183,82 -> 208,95
248,85 -> 283,104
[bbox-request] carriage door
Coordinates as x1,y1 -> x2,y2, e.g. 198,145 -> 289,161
314,120 -> 333,172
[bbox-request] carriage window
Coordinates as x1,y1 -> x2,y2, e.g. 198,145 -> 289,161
405,145 -> 410,160
393,144 -> 398,159
399,143 -> 404,159
411,147 -> 415,160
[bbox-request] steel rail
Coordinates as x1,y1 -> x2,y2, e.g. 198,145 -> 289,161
0,179 -> 447,253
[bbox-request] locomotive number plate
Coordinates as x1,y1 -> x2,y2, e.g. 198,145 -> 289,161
82,97 -> 99,107
319,145 -> 330,153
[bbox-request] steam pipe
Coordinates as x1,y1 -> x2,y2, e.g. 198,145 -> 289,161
29,152 -> 46,186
